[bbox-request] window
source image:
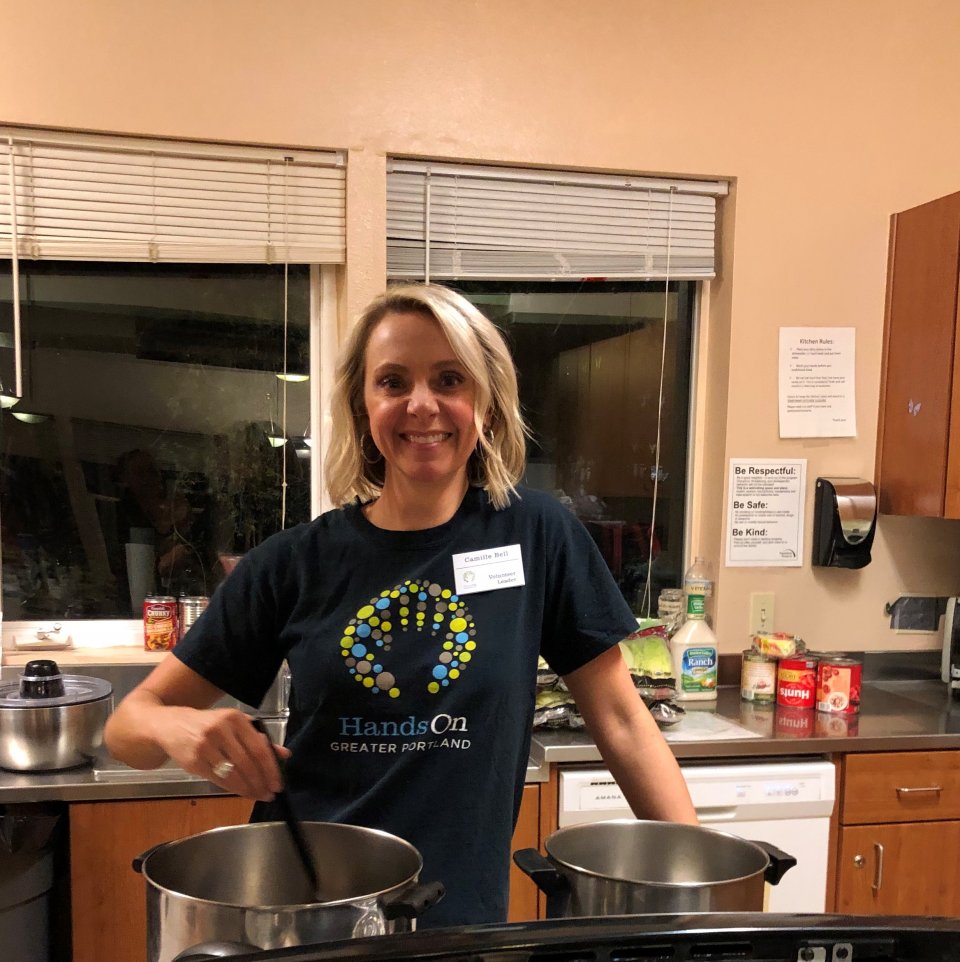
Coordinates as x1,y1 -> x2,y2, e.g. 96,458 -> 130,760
388,159 -> 723,613
0,261 -> 312,621
454,281 -> 695,613
0,128 -> 345,636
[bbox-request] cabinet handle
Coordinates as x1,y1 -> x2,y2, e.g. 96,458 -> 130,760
896,785 -> 942,796
872,842 -> 884,894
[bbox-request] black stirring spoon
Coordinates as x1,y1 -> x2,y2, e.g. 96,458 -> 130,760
250,717 -> 321,900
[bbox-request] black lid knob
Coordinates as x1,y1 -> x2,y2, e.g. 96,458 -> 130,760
24,660 -> 62,677
20,660 -> 65,699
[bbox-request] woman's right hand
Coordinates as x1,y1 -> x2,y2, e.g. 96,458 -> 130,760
157,706 -> 292,802
104,656 -> 293,803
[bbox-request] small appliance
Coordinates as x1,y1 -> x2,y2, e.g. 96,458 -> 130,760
941,595 -> 960,687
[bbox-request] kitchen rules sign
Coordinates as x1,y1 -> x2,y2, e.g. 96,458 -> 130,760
725,459 -> 806,567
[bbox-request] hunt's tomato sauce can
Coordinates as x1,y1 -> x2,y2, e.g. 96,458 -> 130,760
776,655 -> 818,709
816,656 -> 862,714
143,595 -> 178,651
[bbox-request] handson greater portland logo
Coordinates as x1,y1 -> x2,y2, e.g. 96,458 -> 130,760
339,579 -> 477,697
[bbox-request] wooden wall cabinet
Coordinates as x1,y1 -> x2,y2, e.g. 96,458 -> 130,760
833,750 -> 960,916
876,189 -> 960,516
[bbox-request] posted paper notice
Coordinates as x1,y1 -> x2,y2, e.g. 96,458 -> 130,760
726,459 -> 806,567
779,327 -> 856,438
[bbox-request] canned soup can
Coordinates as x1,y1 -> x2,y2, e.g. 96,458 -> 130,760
816,657 -> 862,714
776,656 -> 818,710
143,595 -> 178,651
178,595 -> 209,640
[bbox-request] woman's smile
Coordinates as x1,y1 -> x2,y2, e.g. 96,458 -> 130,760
402,431 -> 452,444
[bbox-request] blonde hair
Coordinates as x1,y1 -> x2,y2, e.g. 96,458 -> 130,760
324,284 -> 528,510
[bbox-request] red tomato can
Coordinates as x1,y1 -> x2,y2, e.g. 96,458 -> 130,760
774,706 -> 815,738
816,656 -> 862,714
143,595 -> 178,651
776,655 -> 818,709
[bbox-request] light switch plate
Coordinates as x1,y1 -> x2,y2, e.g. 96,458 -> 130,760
749,592 -> 775,634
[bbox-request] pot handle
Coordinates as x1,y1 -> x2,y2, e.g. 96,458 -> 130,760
381,880 -> 445,920
512,848 -> 570,919
131,842 -> 166,874
748,839 -> 798,885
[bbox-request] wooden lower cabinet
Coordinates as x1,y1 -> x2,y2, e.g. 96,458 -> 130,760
69,795 -> 254,962
835,820 -> 960,916
832,750 -> 960,917
69,784 -> 542,961
507,784 -> 541,922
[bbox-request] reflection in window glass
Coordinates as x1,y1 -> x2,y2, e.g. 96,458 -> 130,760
455,282 -> 694,615
0,262 -> 311,621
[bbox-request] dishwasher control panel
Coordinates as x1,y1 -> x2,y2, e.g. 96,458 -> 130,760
559,759 -> 836,825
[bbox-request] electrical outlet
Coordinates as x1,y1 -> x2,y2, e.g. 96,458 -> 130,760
749,592 -> 775,634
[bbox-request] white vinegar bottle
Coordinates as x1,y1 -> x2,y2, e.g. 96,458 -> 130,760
671,557 -> 718,701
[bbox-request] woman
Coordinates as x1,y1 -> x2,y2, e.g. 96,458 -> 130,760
105,283 -> 697,928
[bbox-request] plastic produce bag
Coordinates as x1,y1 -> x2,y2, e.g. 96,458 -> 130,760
533,687 -> 585,730
619,620 -> 677,703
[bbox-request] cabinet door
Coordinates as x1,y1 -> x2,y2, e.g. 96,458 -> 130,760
835,821 -> 960,916
507,784 -> 540,922
877,191 -> 960,517
70,795 -> 254,962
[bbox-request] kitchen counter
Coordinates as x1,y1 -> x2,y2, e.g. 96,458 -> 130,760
1,657 -> 956,803
0,746 -> 550,803
532,678 -> 960,765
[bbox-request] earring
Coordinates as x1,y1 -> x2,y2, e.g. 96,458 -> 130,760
360,431 -> 383,466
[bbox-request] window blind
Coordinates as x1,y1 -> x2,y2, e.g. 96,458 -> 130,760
1,128 -> 346,264
387,160 -> 727,281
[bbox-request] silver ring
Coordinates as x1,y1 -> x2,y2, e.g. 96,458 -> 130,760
212,760 -> 235,780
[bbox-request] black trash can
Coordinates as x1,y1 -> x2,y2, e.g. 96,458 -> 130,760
0,805 -> 61,962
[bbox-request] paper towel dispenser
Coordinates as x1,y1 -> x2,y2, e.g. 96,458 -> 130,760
812,477 -> 877,569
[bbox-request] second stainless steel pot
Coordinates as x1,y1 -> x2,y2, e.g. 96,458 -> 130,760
515,820 -> 796,917
0,660 -> 113,771
134,821 -> 444,962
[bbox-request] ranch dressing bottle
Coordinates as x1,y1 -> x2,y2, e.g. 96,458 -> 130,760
670,557 -> 719,701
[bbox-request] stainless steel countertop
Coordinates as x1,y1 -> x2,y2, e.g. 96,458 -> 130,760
531,679 -> 960,765
2,671 -> 956,804
0,749 -> 549,802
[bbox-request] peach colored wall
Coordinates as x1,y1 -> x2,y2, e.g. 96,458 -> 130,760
3,0 -> 960,653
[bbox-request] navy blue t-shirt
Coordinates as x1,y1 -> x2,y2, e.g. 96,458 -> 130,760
173,485 -> 636,927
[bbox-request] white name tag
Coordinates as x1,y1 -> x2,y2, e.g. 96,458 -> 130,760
452,544 -> 525,596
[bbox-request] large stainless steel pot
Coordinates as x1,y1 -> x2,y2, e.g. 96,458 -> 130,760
133,821 -> 444,962
0,660 -> 112,771
514,820 -> 796,917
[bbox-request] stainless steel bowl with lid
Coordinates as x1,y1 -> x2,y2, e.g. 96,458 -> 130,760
0,659 -> 113,771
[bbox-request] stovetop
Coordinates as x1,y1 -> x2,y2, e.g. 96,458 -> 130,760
190,913 -> 960,962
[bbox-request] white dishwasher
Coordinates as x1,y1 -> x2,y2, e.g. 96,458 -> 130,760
558,758 -> 836,913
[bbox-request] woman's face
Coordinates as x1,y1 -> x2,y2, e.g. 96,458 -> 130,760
362,310 -> 480,492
